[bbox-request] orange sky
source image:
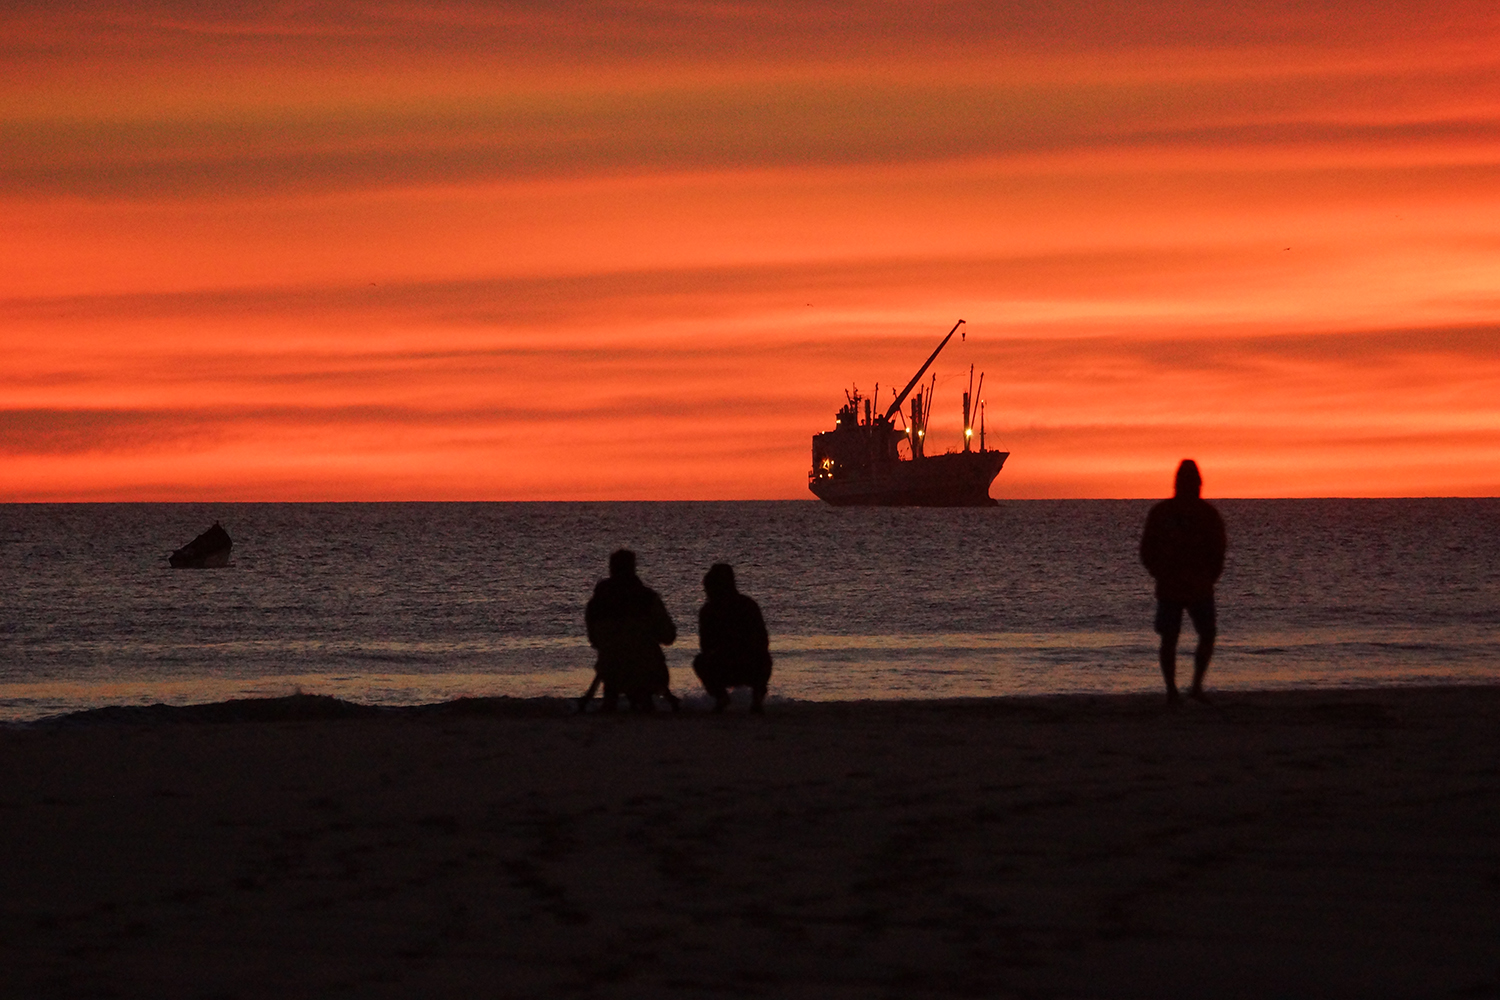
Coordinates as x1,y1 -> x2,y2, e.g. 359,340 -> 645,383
3,1 -> 1498,499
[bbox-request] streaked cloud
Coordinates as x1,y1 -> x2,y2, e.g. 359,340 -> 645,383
1,1 -> 1498,498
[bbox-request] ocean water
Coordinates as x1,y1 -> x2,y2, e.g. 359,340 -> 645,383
1,499 -> 1497,721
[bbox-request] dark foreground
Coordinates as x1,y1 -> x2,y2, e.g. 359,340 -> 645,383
2,687 -> 1498,999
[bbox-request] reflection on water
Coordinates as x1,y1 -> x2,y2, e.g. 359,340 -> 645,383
1,499 -> 1497,720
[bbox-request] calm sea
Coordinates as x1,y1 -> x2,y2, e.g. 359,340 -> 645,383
1,500 -> 1496,721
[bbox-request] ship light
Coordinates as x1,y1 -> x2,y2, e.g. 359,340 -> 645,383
917,430 -> 924,438
965,428 -> 973,438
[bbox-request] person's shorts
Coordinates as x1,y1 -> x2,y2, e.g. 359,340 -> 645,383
1154,596 -> 1216,639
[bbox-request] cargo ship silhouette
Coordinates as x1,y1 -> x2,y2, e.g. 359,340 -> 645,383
809,320 -> 1007,506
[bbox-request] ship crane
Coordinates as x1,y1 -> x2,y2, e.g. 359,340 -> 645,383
884,319 -> 964,423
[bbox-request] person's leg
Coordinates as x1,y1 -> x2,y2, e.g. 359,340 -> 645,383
1189,642 -> 1214,700
601,681 -> 619,713
1185,597 -> 1218,700
693,654 -> 731,711
1154,601 -> 1183,703
1159,635 -> 1180,702
750,683 -> 766,714
576,673 -> 601,710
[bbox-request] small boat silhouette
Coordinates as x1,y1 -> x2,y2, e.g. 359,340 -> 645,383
169,522 -> 233,568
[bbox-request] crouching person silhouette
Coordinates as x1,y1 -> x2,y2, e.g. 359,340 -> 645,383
1140,459 -> 1227,706
584,549 -> 680,712
692,563 -> 772,713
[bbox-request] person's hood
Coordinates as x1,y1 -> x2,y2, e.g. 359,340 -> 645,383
1175,460 -> 1202,498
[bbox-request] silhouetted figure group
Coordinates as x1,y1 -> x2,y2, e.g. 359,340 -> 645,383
581,549 -> 772,713
1141,459 -> 1227,705
578,458 -> 1227,715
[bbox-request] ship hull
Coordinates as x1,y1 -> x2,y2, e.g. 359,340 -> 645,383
809,451 -> 1007,507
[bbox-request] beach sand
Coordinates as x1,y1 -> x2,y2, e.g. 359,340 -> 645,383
2,687 -> 1497,998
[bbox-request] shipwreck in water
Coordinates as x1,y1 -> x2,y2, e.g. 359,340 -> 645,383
809,319 -> 1008,507
168,521 -> 233,568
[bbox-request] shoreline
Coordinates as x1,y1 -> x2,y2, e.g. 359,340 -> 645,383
15,679 -> 1500,727
3,684 -> 1497,997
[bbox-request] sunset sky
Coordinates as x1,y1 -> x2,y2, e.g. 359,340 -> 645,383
3,1 -> 1498,500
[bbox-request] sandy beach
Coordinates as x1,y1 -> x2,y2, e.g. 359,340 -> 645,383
2,687 -> 1497,998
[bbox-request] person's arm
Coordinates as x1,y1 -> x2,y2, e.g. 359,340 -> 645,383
1140,507 -> 1163,577
652,594 -> 676,647
749,598 -> 772,667
585,594 -> 601,648
698,604 -> 714,652
1210,508 -> 1228,582
749,598 -> 769,652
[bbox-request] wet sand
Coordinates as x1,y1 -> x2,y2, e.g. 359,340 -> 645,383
2,686 -> 1498,998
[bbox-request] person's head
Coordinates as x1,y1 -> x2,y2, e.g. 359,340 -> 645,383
1174,459 -> 1203,498
608,548 -> 637,579
703,562 -> 737,599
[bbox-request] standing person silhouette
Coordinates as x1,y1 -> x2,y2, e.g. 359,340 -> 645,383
1140,460 -> 1227,705
584,549 -> 679,712
692,563 -> 773,713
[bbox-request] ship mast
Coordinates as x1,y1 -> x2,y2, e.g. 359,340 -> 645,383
970,371 -> 984,451
962,364 -> 973,453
